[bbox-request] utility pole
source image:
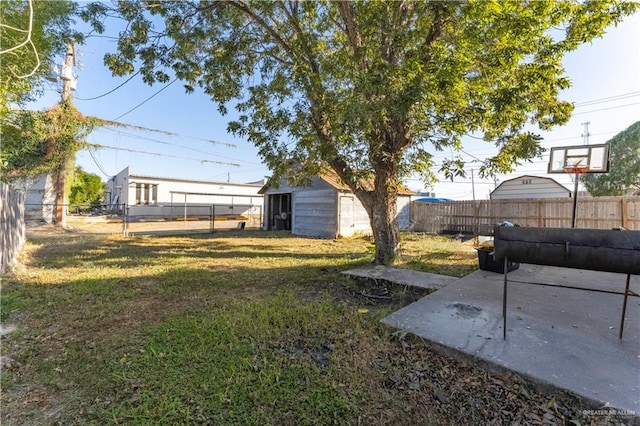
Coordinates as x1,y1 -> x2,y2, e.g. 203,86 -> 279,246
52,43 -> 75,227
471,169 -> 476,201
61,43 -> 74,101
581,122 -> 590,145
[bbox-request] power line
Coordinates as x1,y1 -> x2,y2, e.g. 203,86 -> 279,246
86,147 -> 112,178
89,143 -> 241,167
75,71 -> 141,101
573,91 -> 640,107
97,127 -> 261,166
112,77 -> 178,121
571,101 -> 640,116
99,122 -> 237,148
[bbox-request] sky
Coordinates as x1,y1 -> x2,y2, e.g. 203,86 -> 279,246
32,10 -> 640,200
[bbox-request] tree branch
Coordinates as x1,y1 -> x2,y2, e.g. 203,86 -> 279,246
336,1 -> 362,51
227,0 -> 300,64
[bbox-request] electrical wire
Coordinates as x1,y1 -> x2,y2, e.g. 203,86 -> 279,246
89,143 -> 240,167
97,127 -> 261,166
86,147 -> 112,178
112,77 -> 178,121
75,71 -> 141,101
573,91 -> 640,107
571,101 -> 640,116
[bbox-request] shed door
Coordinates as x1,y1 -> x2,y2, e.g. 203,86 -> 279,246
339,196 -> 354,237
268,193 -> 292,230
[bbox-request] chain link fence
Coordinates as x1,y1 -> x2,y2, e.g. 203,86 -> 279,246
26,203 -> 263,236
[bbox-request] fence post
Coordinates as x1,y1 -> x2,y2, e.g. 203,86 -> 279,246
473,201 -> 480,245
538,201 -> 544,227
210,205 -> 214,233
122,204 -> 128,236
212,205 -> 215,233
621,198 -> 628,228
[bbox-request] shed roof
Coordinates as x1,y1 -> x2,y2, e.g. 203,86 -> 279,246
491,175 -> 570,196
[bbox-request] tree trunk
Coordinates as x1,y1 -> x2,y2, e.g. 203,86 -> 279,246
356,171 -> 401,265
51,155 -> 73,227
369,192 -> 400,264
51,168 -> 67,227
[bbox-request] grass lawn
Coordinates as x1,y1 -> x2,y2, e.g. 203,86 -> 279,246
1,231 -> 603,425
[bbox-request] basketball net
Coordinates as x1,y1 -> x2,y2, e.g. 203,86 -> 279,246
562,165 -> 590,175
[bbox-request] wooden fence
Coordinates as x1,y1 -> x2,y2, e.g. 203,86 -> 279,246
1,182 -> 26,274
411,196 -> 640,235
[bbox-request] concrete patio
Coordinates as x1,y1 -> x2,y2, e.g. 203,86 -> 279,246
346,265 -> 640,413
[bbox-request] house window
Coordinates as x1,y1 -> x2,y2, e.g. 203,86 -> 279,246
152,185 -> 158,204
135,184 -> 157,205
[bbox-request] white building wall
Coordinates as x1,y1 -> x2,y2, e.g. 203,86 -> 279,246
491,176 -> 571,200
106,166 -> 130,208
107,167 -> 263,217
14,174 -> 55,223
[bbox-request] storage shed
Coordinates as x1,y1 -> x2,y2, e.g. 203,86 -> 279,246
259,170 -> 414,238
490,175 -> 571,200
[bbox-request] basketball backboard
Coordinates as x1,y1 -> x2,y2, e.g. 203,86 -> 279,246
547,143 -> 610,174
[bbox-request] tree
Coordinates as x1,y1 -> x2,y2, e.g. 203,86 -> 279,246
83,0 -> 637,263
1,1 -> 85,227
0,0 -> 80,118
0,101 -> 94,183
583,121 -> 640,196
69,166 -> 105,211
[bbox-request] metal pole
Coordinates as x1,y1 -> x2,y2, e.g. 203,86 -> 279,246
122,204 -> 128,236
503,257 -> 508,340
619,274 -> 631,339
210,205 -> 214,233
571,173 -> 579,228
471,169 -> 476,201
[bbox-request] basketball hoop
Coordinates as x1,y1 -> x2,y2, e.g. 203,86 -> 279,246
562,165 -> 590,174
547,143 -> 610,229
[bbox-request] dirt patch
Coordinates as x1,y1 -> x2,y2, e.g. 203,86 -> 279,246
333,276 -> 432,308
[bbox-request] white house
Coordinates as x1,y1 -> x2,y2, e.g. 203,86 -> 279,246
259,169 -> 413,238
107,166 -> 264,219
490,175 -> 571,200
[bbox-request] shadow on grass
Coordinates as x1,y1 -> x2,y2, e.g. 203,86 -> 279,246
2,233 -> 600,426
1,252 -> 403,425
24,230 -> 374,270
